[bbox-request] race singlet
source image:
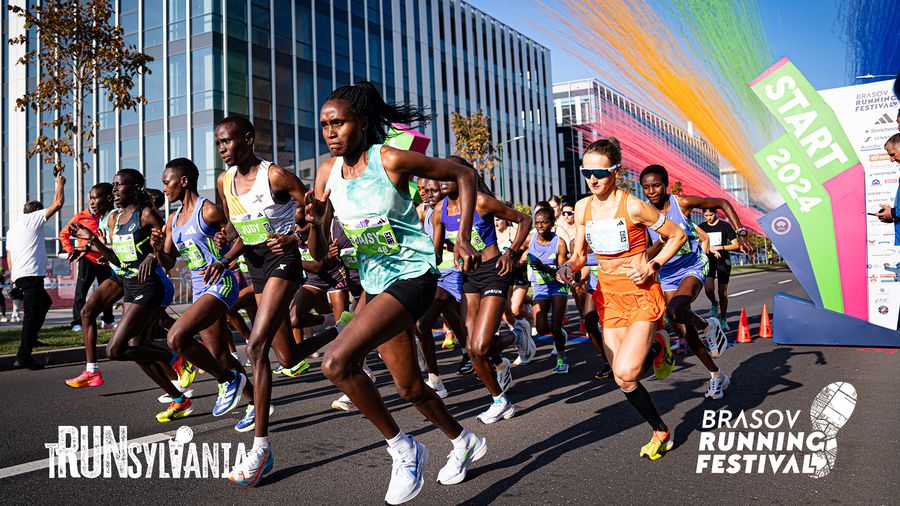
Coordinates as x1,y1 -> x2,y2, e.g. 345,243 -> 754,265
585,218 -> 630,256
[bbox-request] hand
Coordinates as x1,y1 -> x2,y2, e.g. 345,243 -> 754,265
556,263 -> 575,284
149,227 -> 164,252
453,238 -> 481,272
496,250 -> 514,277
876,204 -> 894,223
68,222 -> 97,242
55,174 -> 66,186
326,240 -> 340,262
738,236 -> 755,254
304,188 -> 330,226
96,257 -> 109,266
138,254 -> 157,283
213,226 -> 230,251
67,246 -> 88,263
266,234 -> 298,256
622,262 -> 653,285
201,260 -> 226,285
712,249 -> 721,259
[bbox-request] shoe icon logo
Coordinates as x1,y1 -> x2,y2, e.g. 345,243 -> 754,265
277,264 -> 286,270
809,382 -> 857,479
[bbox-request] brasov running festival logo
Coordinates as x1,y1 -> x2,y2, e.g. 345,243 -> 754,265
696,382 -> 857,478
44,426 -> 250,479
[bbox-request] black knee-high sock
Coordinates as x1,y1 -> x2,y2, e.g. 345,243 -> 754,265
643,340 -> 662,373
623,382 -> 666,432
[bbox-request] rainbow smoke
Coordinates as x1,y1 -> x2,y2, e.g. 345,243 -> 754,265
541,0 -> 781,209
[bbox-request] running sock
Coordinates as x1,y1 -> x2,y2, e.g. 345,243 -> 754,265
451,429 -> 472,450
622,382 -> 666,432
172,395 -> 186,403
492,393 -> 507,404
427,373 -> 441,385
86,362 -> 99,373
386,430 -> 414,452
710,370 -> 721,379
253,436 -> 270,450
168,352 -> 178,366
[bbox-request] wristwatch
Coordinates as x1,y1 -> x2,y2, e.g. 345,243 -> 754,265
735,228 -> 748,237
650,261 -> 661,272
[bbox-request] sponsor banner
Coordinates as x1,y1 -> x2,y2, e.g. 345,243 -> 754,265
820,80 -> 899,329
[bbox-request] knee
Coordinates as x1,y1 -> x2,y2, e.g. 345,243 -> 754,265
245,338 -> 265,364
396,380 -> 430,405
467,337 -> 491,360
105,342 -> 125,361
613,364 -> 639,388
289,311 -> 301,330
166,328 -> 187,355
667,302 -> 691,324
80,305 -> 94,322
320,349 -> 351,382
584,311 -> 599,330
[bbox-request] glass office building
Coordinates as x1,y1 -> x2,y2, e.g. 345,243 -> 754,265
1,0 -> 558,256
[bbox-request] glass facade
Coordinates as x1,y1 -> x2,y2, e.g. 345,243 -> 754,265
2,0 -> 558,256
553,79 -> 722,201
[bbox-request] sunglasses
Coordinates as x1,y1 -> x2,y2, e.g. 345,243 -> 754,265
581,164 -> 619,179
562,211 -> 574,216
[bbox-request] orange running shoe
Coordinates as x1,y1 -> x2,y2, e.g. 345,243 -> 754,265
65,370 -> 105,388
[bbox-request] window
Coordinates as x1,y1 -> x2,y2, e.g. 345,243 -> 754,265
168,0 -> 186,41
144,58 -> 164,121
191,0 -> 222,35
191,47 -> 222,111
144,1 -> 164,47
168,53 -> 187,116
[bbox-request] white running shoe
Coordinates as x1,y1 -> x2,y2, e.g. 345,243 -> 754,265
704,372 -> 731,399
331,394 -> 356,411
513,319 -> 536,365
228,445 -> 274,487
425,379 -> 449,399
385,438 -> 428,505
511,356 -> 522,367
702,318 -> 728,358
477,397 -> 516,424
437,432 -> 487,485
495,358 -> 512,394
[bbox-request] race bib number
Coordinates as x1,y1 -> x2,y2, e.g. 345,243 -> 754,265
112,234 -> 138,263
585,219 -> 630,256
342,215 -> 400,256
445,229 -> 487,251
339,247 -> 359,270
298,247 -> 314,262
176,238 -> 207,270
707,231 -> 723,246
233,213 -> 275,245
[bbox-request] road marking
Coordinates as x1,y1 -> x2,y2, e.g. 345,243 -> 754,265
729,289 -> 756,297
777,279 -> 793,285
0,418 -> 233,480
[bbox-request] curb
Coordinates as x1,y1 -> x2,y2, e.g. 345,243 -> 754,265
0,345 -> 105,371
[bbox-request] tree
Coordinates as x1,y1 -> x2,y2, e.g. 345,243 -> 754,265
669,180 -> 684,195
9,0 -> 152,210
449,110 -> 496,176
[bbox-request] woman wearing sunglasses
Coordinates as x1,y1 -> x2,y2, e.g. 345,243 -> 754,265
558,137 -> 686,461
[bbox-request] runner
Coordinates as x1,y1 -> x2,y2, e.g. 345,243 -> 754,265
414,177 -> 464,398
525,206 -> 571,374
67,169 -> 187,421
432,155 -> 535,421
310,81 -> 487,504
558,138 -> 686,461
150,157 -> 252,418
496,214 -> 533,351
698,209 -> 739,330
213,115 -> 352,485
575,253 -> 613,379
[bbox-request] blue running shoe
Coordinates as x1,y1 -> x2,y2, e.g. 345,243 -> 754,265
234,404 -> 275,433
212,371 -> 247,417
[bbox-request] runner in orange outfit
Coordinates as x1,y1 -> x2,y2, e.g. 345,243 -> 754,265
557,137 -> 686,461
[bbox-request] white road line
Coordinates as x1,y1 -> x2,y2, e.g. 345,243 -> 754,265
0,418 -> 233,480
729,289 -> 756,297
777,279 -> 793,285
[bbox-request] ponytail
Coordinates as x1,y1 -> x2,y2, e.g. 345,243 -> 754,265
326,81 -> 432,146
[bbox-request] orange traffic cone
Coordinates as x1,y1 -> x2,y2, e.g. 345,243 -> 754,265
736,307 -> 752,343
759,304 -> 772,338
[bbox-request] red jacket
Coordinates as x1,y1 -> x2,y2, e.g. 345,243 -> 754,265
59,208 -> 104,264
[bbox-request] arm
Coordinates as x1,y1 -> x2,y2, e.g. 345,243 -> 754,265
623,197 -> 687,284
150,213 -> 179,271
268,164 -> 323,258
432,200 -> 447,264
694,224 -> 710,255
44,175 -> 66,220
139,207 -> 166,281
59,213 -> 78,253
476,193 -> 531,276
677,195 -> 754,253
381,147 -> 480,271
214,171 -> 245,260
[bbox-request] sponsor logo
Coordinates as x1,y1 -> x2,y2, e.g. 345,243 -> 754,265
869,153 -> 890,162
276,264 -> 286,271
771,217 -> 791,236
870,179 -> 881,186
878,305 -> 889,315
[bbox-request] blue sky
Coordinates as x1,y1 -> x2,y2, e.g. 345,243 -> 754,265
468,0 -> 856,92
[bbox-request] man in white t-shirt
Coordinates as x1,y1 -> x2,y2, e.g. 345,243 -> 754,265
6,174 -> 65,369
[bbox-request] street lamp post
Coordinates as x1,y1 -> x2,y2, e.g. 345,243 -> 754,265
495,135 -> 524,201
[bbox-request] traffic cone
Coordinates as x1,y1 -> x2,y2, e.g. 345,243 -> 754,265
759,304 -> 772,338
736,307 -> 752,343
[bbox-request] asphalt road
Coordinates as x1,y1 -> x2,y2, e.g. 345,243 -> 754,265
1,268 -> 898,504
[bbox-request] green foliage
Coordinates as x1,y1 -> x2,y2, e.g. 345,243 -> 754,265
450,110 -> 496,177
512,202 -> 532,215
9,0 -> 152,177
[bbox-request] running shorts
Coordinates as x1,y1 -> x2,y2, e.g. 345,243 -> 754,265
437,268 -> 463,302
592,272 -> 665,329
462,255 -> 510,298
706,255 -> 731,284
365,271 -> 439,321
191,270 -> 239,309
243,243 -> 303,294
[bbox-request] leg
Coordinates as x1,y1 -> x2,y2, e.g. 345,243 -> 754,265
94,265 -> 116,324
167,294 -> 235,383
704,277 -> 718,307
718,283 -> 730,318
665,278 -> 718,373
465,294 -> 514,397
550,294 -> 568,355
71,258 -> 95,327
604,323 -> 667,432
106,302 -> 176,364
532,299 -> 550,335
415,290 -> 452,376
81,280 -> 123,364
17,278 -> 47,361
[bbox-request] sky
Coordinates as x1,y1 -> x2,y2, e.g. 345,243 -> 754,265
468,0 -> 856,94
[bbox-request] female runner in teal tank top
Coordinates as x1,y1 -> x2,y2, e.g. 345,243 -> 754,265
307,82 -> 486,504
